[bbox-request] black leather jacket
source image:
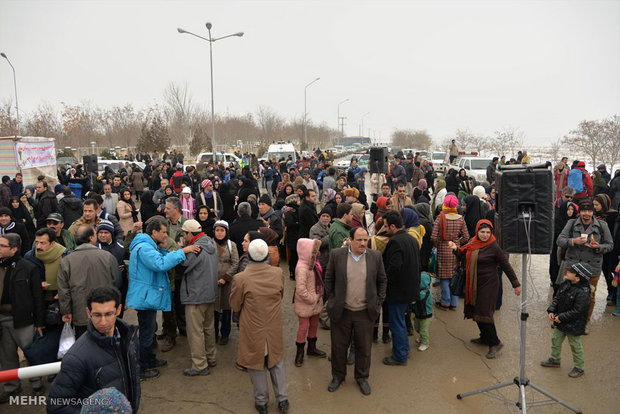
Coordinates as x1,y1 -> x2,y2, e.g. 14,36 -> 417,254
547,279 -> 590,336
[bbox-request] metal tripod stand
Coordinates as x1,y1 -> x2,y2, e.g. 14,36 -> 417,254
456,254 -> 582,413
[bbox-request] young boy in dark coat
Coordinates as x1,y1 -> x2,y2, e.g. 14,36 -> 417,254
540,262 -> 592,378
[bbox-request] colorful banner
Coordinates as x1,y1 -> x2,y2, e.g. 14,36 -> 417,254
15,140 -> 56,169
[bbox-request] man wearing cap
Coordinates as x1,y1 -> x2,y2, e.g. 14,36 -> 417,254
230,239 -> 289,414
541,262 -> 592,378
44,213 -> 76,251
96,220 -> 128,317
58,224 -> 121,339
127,216 -> 200,380
258,194 -> 283,240
0,207 -> 31,255
179,219 -> 219,376
197,179 -> 223,219
556,199 -> 613,333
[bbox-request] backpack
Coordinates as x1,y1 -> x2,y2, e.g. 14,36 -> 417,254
171,171 -> 183,194
567,169 -> 584,194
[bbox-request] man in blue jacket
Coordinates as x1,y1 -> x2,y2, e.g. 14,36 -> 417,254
127,216 -> 199,380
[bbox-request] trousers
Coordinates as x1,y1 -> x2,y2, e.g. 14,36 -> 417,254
551,328 -> 584,370
248,357 -> 288,405
297,314 -> 319,343
330,309 -> 373,381
0,316 -> 42,392
185,303 -> 216,370
414,317 -> 432,345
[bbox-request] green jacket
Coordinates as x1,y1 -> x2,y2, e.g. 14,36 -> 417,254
328,219 -> 350,251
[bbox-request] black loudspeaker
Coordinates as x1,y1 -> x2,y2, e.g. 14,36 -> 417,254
369,147 -> 388,174
495,164 -> 554,254
83,155 -> 98,173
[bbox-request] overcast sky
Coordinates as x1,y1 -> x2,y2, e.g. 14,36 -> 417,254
1,0 -> 619,145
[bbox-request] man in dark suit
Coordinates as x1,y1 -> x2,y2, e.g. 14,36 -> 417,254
325,227 -> 387,396
381,210 -> 420,366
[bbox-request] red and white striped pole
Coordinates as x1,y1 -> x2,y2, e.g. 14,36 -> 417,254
0,362 -> 61,383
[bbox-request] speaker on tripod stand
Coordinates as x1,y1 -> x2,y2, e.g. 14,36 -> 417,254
457,163 -> 581,414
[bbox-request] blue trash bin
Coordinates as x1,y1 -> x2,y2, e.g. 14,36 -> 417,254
68,183 -> 82,199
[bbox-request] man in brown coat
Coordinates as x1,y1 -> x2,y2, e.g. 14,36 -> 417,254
325,227 -> 387,396
230,239 -> 289,414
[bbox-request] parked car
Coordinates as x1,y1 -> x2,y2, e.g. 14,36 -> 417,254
456,156 -> 494,184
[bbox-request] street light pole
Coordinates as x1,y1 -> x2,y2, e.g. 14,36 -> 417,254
177,24 -> 243,157
1,52 -> 19,137
337,98 -> 349,136
360,112 -> 370,137
303,77 -> 320,149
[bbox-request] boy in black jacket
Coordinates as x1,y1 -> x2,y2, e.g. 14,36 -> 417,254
541,262 -> 592,378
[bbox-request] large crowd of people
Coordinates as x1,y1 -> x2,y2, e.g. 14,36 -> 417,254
0,145 -> 618,413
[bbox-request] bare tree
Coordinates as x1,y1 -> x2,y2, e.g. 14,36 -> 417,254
488,127 -> 524,158
0,99 -> 18,136
137,107 -> 170,153
256,106 -> 284,143
562,120 -> 606,168
549,136 -> 563,163
601,115 -> 620,169
60,102 -> 104,148
391,129 -> 432,150
164,82 -> 198,146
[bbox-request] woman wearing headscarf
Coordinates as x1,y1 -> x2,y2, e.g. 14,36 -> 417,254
445,169 -> 459,195
196,205 -> 216,238
592,170 -> 609,196
293,238 -> 327,367
412,179 -> 430,204
278,183 -> 295,202
431,179 -> 447,217
180,187 -> 197,220
448,220 -> 521,359
414,202 -> 434,273
472,185 -> 490,218
349,203 -> 365,229
402,207 -> 424,248
322,188 -> 338,218
485,186 -> 496,210
458,174 -> 474,202
276,172 -> 291,198
592,194 -> 619,306
431,195 -> 470,310
117,188 -> 138,234
462,195 -> 483,240
374,196 -> 391,222
10,196 -> 35,241
213,220 -> 239,345
139,190 -> 158,231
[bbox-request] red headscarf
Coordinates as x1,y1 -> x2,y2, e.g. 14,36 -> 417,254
459,219 -> 496,305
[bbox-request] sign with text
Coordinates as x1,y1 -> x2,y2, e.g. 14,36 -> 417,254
15,140 -> 56,169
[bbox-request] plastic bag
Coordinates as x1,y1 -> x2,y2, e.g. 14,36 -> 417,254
57,322 -> 75,359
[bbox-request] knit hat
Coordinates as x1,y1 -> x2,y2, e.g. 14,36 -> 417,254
285,194 -> 300,205
181,186 -> 191,194
97,219 -> 115,235
0,207 -> 12,217
80,387 -> 131,414
376,196 -> 389,210
569,263 -> 593,280
213,220 -> 229,230
181,219 -> 202,233
577,161 -> 585,168
258,194 -> 272,206
443,194 -> 459,209
201,179 -> 212,189
472,186 -> 487,201
319,207 -> 332,218
248,239 -> 269,262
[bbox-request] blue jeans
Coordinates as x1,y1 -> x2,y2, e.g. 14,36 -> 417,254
440,279 -> 459,307
388,302 -> 410,362
214,310 -> 231,339
137,309 -> 157,372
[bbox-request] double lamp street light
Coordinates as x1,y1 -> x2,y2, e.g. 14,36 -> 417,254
177,23 -> 243,157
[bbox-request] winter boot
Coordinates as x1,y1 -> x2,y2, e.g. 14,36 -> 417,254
382,326 -> 391,343
307,337 -> 326,357
373,327 -> 379,343
295,342 -> 305,367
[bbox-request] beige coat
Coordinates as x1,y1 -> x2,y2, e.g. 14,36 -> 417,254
131,171 -> 145,192
116,200 -> 135,234
215,239 -> 239,311
230,262 -> 285,370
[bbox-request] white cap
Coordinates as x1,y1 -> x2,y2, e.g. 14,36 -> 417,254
248,239 -> 269,262
181,186 -> 191,194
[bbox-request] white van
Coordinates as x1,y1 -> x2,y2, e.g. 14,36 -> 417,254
265,142 -> 298,163
196,152 -> 240,167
